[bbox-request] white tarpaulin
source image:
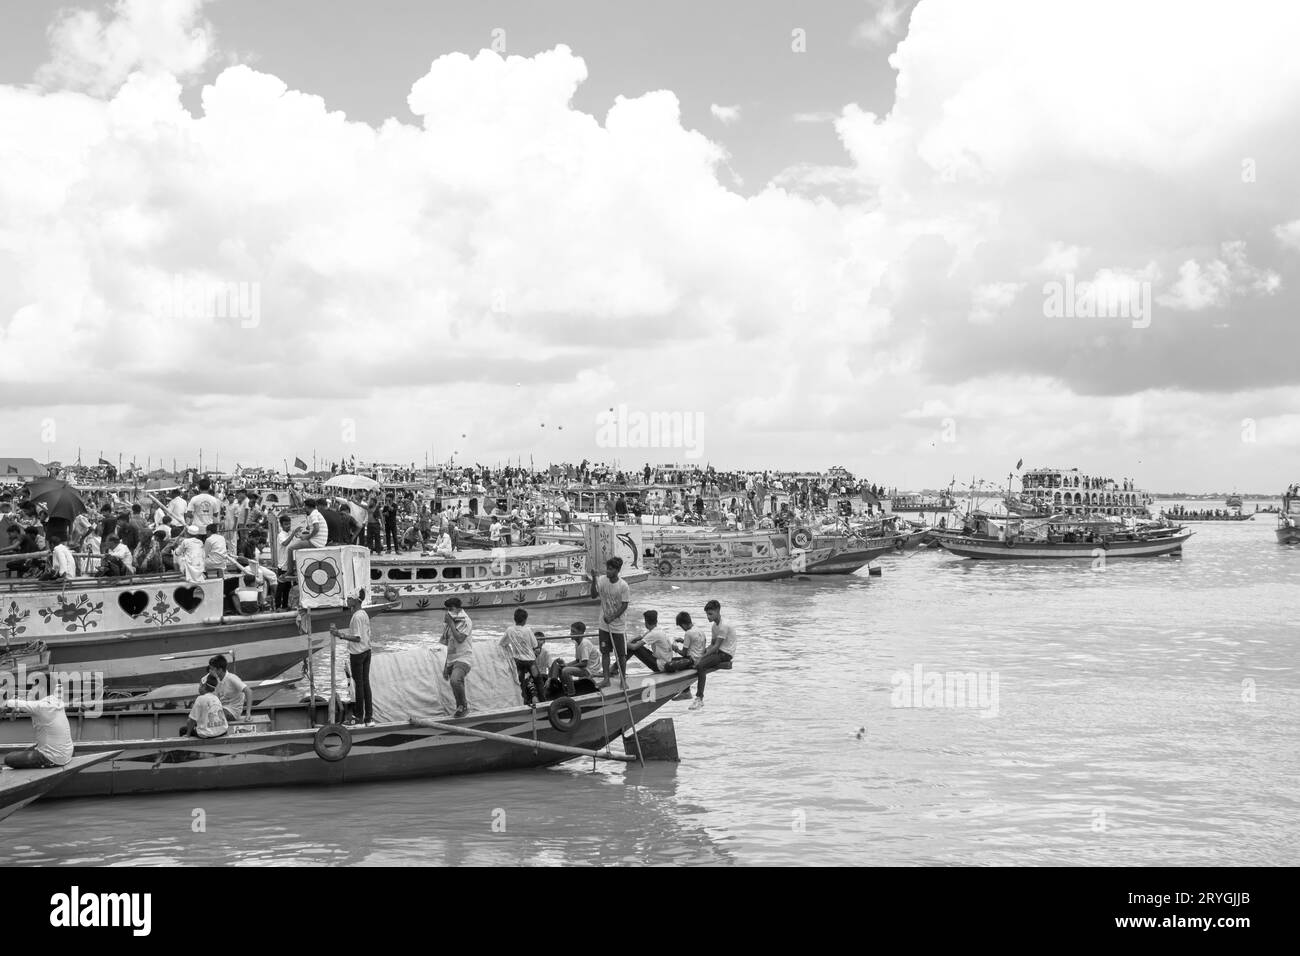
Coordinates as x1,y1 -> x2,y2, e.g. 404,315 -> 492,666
366,641 -> 568,721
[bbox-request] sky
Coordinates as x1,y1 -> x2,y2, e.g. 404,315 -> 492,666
2,0 -> 1299,492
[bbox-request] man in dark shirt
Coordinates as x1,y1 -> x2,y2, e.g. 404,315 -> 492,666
319,501 -> 350,545
382,495 -> 398,553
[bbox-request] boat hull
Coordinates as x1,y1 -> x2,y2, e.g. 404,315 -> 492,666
655,547 -> 834,582
4,671 -> 699,798
933,530 -> 1193,560
0,751 -> 120,821
1277,526 -> 1300,544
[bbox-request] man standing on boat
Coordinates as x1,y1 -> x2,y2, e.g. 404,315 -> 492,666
440,597 -> 474,717
189,478 -> 222,532
331,593 -> 375,726
594,556 -> 631,689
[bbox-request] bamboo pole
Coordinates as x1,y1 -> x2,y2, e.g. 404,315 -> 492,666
409,717 -> 635,762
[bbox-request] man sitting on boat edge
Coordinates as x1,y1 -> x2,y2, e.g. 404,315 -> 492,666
1,689 -> 73,769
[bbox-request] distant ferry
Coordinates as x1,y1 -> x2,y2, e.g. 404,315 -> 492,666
1016,467 -> 1152,518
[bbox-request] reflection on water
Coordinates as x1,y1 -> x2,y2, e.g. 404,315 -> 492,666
4,519 -> 1297,865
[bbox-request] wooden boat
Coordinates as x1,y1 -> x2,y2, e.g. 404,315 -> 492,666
0,670 -> 699,799
0,554 -> 391,691
1164,512 -> 1252,522
0,751 -> 121,821
932,528 -> 1193,559
1276,491 -> 1300,543
371,544 -> 600,612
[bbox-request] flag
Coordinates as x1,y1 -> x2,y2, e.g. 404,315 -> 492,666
1015,458 -> 1023,470
294,457 -> 308,471
98,457 -> 112,466
5,465 -> 16,475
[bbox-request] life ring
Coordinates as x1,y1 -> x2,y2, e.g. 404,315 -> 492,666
791,527 -> 813,549
314,723 -> 352,762
1005,538 -> 1015,547
893,536 -> 905,551
547,696 -> 582,733
656,559 -> 674,575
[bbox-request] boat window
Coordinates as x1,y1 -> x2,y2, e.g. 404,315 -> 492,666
442,566 -> 462,579
416,568 -> 439,580
370,569 -> 381,581
387,568 -> 412,581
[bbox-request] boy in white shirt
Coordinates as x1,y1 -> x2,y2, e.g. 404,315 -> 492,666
499,607 -> 543,704
185,677 -> 229,738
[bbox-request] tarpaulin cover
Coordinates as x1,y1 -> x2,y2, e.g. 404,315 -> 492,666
364,642 -> 567,721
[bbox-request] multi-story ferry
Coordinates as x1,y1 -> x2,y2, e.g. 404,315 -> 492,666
1015,467 -> 1152,518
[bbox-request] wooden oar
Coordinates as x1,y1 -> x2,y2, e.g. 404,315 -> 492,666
409,716 -> 634,762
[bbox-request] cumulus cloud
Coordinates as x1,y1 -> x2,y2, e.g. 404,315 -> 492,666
36,0 -> 215,96
4,0 -> 1300,489
710,103 -> 740,124
1158,242 -> 1280,312
856,0 -> 916,48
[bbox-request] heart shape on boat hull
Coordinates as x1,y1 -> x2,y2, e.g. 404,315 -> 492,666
173,586 -> 204,613
117,590 -> 149,617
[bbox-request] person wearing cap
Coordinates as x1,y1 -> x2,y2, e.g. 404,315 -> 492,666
184,676 -> 229,738
331,591 -> 375,726
440,597 -> 474,717
173,525 -> 207,583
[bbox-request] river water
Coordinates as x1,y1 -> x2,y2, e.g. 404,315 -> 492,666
4,509 -> 1298,866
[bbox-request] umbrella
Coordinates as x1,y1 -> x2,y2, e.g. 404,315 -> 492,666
324,474 -> 379,492
34,485 -> 88,522
23,476 -> 67,500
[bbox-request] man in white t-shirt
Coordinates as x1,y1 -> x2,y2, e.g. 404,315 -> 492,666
203,654 -> 251,721
186,678 -> 229,738
188,478 -> 222,532
166,491 -> 189,531
690,599 -> 737,711
105,533 -> 135,574
2,692 -> 73,767
283,498 -> 327,574
627,609 -> 674,673
50,534 -> 77,579
593,557 -> 631,688
546,621 -> 601,697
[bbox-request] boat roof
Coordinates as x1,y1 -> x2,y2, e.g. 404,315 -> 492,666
371,543 -> 582,565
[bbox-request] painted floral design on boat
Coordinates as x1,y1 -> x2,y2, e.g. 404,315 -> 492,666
1,600 -> 32,642
37,593 -> 104,632
142,591 -> 183,628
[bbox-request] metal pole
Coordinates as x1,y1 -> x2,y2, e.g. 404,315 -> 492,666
328,620 -> 336,724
